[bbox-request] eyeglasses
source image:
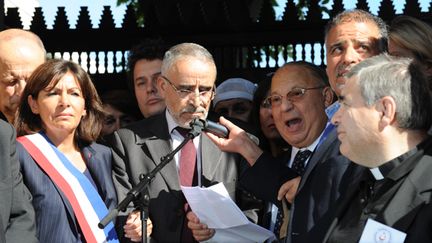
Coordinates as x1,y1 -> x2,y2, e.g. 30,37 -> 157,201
161,75 -> 214,99
260,98 -> 272,109
266,86 -> 325,107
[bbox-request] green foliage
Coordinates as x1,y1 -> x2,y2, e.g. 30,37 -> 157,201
116,0 -> 144,26
296,0 -> 331,20
116,0 -> 331,64
117,0 -> 330,25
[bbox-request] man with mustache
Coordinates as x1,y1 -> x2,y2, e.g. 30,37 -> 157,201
187,9 -> 388,243
111,43 -> 255,242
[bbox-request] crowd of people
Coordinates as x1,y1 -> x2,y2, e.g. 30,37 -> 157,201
0,8 -> 432,243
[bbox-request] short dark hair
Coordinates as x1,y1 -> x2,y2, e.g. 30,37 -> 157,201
127,38 -> 168,92
324,9 -> 388,53
251,72 -> 273,150
16,59 -> 105,145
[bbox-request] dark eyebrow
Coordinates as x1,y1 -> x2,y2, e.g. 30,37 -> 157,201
329,41 -> 344,50
151,72 -> 161,78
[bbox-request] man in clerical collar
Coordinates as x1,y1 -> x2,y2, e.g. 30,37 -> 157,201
324,53 -> 432,243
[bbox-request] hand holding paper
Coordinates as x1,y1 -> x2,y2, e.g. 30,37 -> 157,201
182,183 -> 275,242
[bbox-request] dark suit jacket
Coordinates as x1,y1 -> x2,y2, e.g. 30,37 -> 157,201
0,120 -> 38,243
111,112 -> 243,242
17,140 -> 117,243
324,137 -> 432,243
241,128 -> 364,243
0,112 -> 7,122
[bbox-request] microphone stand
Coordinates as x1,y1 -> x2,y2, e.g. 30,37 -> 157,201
98,119 -> 205,242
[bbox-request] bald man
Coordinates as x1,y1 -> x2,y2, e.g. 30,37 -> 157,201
0,29 -> 46,123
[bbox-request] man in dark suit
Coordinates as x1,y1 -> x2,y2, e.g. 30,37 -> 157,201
0,119 -> 37,243
190,61 -> 361,242
324,54 -> 432,242
111,42 -> 253,242
277,9 -> 388,242
190,9 -> 389,243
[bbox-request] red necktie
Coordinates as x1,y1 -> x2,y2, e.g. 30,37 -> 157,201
176,127 -> 197,186
176,127 -> 198,243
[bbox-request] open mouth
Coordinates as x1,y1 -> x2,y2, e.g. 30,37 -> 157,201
286,118 -> 301,127
337,70 -> 348,78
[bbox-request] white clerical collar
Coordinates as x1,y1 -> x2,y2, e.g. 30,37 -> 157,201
369,168 -> 385,180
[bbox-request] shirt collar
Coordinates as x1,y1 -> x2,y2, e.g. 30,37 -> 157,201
291,126 -> 324,156
369,145 -> 420,180
166,109 -> 180,134
325,101 -> 340,120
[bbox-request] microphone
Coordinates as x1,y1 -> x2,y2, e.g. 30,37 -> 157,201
204,119 -> 229,138
190,118 -> 229,138
191,118 -> 259,144
186,118 -> 229,139
188,119 -> 206,138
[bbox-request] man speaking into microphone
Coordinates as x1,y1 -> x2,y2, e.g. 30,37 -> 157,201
110,42 -> 258,242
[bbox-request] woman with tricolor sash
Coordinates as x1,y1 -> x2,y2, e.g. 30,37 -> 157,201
14,59 -> 121,242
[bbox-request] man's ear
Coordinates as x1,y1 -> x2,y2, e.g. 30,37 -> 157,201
28,95 -> 39,114
322,86 -> 335,108
157,76 -> 167,98
377,96 -> 396,130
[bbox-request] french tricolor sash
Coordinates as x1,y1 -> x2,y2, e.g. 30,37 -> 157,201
17,133 -> 118,243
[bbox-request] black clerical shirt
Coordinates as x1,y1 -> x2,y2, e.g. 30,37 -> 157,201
327,147 -> 420,243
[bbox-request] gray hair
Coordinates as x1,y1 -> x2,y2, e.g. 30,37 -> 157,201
347,53 -> 432,130
161,43 -> 216,76
325,9 -> 388,53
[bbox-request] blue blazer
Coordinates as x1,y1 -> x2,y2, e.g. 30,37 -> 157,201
17,141 -> 117,243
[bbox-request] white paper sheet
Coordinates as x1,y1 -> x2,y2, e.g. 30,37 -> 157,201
182,183 -> 276,242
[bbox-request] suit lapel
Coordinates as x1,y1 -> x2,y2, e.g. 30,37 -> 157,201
82,145 -> 107,194
200,134 -> 222,182
298,128 -> 337,191
380,156 -> 432,228
323,181 -> 361,242
83,145 -> 99,183
137,114 -> 181,191
145,137 -> 181,191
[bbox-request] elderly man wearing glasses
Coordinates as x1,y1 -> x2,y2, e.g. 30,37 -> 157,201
110,42 -> 257,242
187,61 -> 363,242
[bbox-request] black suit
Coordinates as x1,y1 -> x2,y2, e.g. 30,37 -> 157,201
0,112 -> 7,122
324,137 -> 432,243
0,120 -> 37,243
240,128 -> 364,243
111,112 -> 249,242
